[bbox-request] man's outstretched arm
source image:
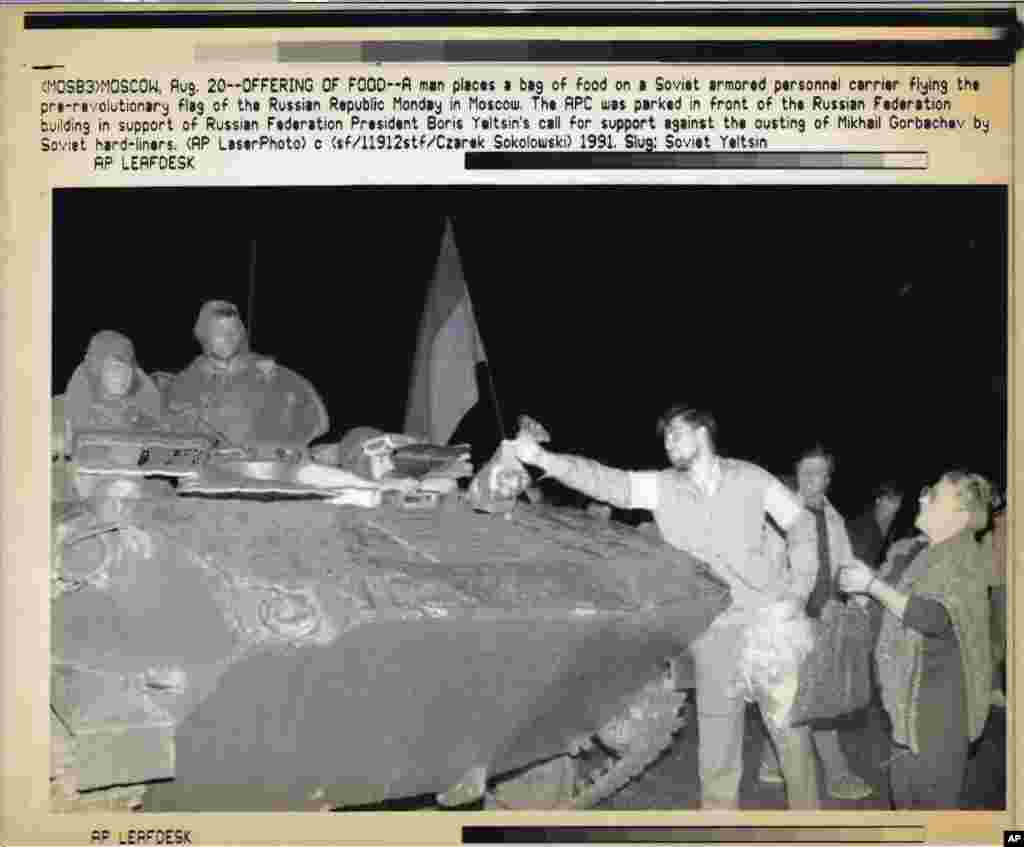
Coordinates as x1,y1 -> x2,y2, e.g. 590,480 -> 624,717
512,440 -> 660,512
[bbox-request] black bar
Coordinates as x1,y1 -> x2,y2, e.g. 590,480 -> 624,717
518,39 -> 1019,65
465,152 -> 928,171
462,826 -> 926,844
22,10 -> 1020,31
277,38 -> 1016,65
55,185 -> 1006,197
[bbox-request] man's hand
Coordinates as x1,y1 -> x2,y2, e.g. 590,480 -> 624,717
838,561 -> 875,594
771,596 -> 805,621
506,435 -> 543,466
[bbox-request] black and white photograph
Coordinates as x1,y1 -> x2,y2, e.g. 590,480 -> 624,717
49,185 -> 1008,816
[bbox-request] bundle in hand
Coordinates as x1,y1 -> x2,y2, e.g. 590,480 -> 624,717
467,416 -> 550,515
789,601 -> 874,727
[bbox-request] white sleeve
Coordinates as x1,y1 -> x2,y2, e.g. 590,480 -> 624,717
764,479 -> 804,530
628,471 -> 661,511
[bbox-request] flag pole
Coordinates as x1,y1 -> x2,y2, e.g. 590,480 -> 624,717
482,359 -> 507,442
463,270 -> 506,443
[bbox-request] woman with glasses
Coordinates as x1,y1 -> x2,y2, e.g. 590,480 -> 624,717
838,472 -> 995,809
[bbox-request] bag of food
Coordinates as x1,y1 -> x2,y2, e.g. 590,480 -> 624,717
739,602 -> 816,701
467,416 -> 550,515
789,600 -> 874,726
467,444 -> 530,514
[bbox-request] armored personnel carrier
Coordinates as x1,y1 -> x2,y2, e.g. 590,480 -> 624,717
50,427 -> 729,812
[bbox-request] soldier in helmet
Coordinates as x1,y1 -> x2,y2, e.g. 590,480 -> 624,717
164,301 -> 329,452
58,330 -> 165,499
62,330 -> 164,444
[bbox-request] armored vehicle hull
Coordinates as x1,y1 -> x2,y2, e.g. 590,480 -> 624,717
53,494 -> 729,812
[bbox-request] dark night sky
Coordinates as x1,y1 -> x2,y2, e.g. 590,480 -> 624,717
52,186 -> 1008,526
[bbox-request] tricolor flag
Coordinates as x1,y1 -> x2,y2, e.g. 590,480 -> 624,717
404,218 -> 488,445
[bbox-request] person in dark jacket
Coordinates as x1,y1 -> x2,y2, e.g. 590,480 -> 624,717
62,330 -> 164,444
164,300 -> 329,451
60,330 -> 165,499
847,482 -> 905,569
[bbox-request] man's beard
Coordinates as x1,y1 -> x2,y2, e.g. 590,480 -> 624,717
670,454 -> 695,472
207,345 -> 239,362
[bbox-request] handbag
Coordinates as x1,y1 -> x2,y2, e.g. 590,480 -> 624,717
789,599 -> 873,727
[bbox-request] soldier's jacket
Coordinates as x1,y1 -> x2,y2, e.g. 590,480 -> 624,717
62,364 -> 164,444
165,353 -> 329,448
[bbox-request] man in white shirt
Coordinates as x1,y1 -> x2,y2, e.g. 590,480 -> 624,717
508,404 -> 822,809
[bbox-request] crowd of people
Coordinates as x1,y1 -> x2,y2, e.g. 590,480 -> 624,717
52,305 -> 1006,812
507,405 -> 1006,811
